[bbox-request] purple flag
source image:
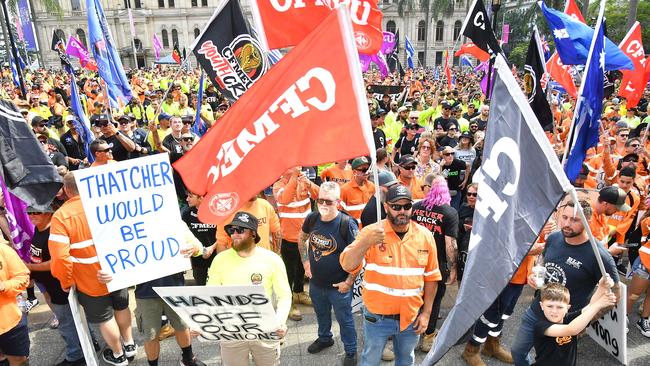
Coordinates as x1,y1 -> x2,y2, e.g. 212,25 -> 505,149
474,61 -> 493,95
66,36 -> 98,71
153,34 -> 163,60
359,54 -> 371,72
359,52 -> 389,78
381,31 -> 396,54
0,176 -> 34,263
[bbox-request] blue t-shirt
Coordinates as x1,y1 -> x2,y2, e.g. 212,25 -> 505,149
301,212 -> 359,287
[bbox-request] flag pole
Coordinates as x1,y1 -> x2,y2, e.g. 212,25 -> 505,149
567,188 -> 608,278
1,0 -> 27,97
150,56 -> 192,123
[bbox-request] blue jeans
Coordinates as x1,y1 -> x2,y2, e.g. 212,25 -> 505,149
511,306 -> 539,366
51,303 -> 83,361
309,282 -> 357,354
450,191 -> 462,211
361,308 -> 419,366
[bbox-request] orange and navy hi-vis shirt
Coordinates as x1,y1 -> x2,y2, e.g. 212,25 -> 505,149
49,196 -> 109,297
321,164 -> 353,187
639,217 -> 650,270
340,179 -> 375,221
273,176 -> 319,243
340,220 -> 442,331
0,244 -> 30,334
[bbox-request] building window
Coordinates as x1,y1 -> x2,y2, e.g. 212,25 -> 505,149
191,0 -> 197,6
386,20 -> 396,35
417,20 -> 426,41
453,56 -> 459,66
76,29 -> 87,48
417,51 -> 424,67
172,29 -> 179,47
168,0 -> 174,7
134,38 -> 142,50
435,51 -> 443,66
194,28 -> 201,39
201,0 -> 207,6
453,20 -> 462,41
71,0 -> 81,11
158,0 -> 164,7
435,20 -> 444,41
134,0 -> 141,8
161,29 -> 169,47
55,29 -> 66,43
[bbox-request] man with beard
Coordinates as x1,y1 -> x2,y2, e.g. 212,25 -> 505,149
511,200 -> 620,365
207,212 -> 291,366
470,105 -> 490,131
340,157 -> 376,221
340,184 -> 441,366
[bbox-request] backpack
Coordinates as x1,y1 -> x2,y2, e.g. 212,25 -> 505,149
303,211 -> 353,244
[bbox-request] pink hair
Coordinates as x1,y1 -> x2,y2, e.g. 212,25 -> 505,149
422,177 -> 451,209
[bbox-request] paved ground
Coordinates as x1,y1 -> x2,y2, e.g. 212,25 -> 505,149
26,274 -> 650,365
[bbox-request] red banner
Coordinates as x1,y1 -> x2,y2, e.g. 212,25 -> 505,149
564,0 -> 586,23
174,7 -> 374,224
454,43 -> 489,62
618,22 -> 647,108
546,52 -> 578,98
251,0 -> 383,55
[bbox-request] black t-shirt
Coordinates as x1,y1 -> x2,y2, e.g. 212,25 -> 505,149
533,306 -> 582,366
471,116 -> 488,131
30,228 -> 69,305
204,90 -> 220,111
162,134 -> 184,163
437,135 -> 459,148
441,158 -> 467,191
129,128 -> 151,159
393,135 -> 419,162
103,134 -> 130,161
48,151 -> 68,168
433,116 -> 459,131
463,111 -> 479,120
60,130 -> 86,166
360,196 -> 386,228
182,208 -> 216,268
301,212 -> 358,287
456,203 -> 474,280
411,202 -> 458,270
373,128 -> 386,150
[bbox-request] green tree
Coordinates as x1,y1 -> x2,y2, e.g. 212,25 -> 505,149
587,0 -> 650,51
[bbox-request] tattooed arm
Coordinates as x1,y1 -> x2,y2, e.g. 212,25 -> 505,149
298,231 -> 311,278
445,235 -> 458,285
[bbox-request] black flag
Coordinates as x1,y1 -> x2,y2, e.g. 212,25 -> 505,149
387,29 -> 405,78
51,30 -> 73,70
459,0 -> 501,55
172,44 -> 182,64
422,54 -> 571,365
191,0 -> 269,102
524,30 -> 554,131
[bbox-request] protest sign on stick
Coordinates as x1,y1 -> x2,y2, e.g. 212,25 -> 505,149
69,287 -> 99,366
587,283 -> 628,365
154,285 -> 280,341
74,154 -> 191,291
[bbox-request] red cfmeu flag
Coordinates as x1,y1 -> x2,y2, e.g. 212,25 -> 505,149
251,0 -> 383,55
564,0 -> 586,23
444,50 -> 452,89
174,7 -> 375,224
454,43 -> 489,62
618,22 -> 647,108
546,52 -> 578,98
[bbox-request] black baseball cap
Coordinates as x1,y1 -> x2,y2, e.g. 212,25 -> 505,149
224,212 -> 260,243
386,184 -> 412,203
398,154 -> 416,167
377,170 -> 398,187
598,186 -> 631,212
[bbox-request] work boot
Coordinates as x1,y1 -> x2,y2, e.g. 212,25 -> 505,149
462,343 -> 486,366
420,330 -> 437,352
481,336 -> 513,363
381,344 -> 394,361
288,304 -> 303,321
293,291 -> 312,306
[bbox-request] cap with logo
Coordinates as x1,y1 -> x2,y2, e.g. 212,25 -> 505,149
598,186 -> 631,212
398,154 -> 416,167
225,212 -> 260,243
386,184 -> 412,203
351,157 -> 370,170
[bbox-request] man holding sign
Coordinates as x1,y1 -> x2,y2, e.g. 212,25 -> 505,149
207,212 -> 291,366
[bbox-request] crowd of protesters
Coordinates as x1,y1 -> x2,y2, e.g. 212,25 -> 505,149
0,62 -> 649,366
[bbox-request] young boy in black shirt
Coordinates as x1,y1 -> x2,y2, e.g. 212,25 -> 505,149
533,281 -> 616,366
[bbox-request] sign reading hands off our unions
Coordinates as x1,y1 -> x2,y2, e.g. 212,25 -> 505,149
74,154 -> 191,292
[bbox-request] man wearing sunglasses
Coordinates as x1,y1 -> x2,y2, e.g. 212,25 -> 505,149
397,155 -> 425,200
340,157 -> 376,222
92,114 -> 136,162
89,139 -> 115,167
207,212 -> 291,366
31,116 -> 67,155
433,101 -> 459,135
340,184 -> 441,366
115,115 -> 150,159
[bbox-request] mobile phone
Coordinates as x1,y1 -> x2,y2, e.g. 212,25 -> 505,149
624,242 -> 639,248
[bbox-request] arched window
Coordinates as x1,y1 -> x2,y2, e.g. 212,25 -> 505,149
161,29 -> 169,47
453,20 -> 462,41
417,20 -> 426,41
171,29 -> 179,47
55,29 -> 66,43
194,28 -> 201,39
71,0 -> 81,11
134,38 -> 142,50
386,20 -> 396,34
76,29 -> 87,48
435,20 -> 444,41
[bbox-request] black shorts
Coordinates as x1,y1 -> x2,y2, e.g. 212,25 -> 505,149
0,315 -> 29,357
77,289 -> 129,323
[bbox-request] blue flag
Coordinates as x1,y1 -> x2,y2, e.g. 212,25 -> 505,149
68,74 -> 95,163
87,0 -> 133,108
461,56 -> 473,67
405,36 -> 415,69
540,2 -> 632,71
192,72 -> 208,137
564,7 -> 606,181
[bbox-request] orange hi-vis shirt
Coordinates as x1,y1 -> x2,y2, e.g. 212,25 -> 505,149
340,179 -> 375,221
49,196 -> 109,297
273,176 -> 319,243
0,244 -> 30,334
321,164 -> 353,186
589,208 -> 610,244
607,190 -> 640,245
399,175 -> 425,200
639,217 -> 650,270
340,220 -> 442,331
215,198 -> 281,251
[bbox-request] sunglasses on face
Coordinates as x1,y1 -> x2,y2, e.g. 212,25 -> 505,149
182,120 -> 193,125
388,203 -> 413,211
97,147 -> 112,153
409,117 -> 418,120
448,128 -> 458,131
421,145 -> 431,150
182,137 -> 194,142
466,192 -> 478,197
631,144 -> 640,148
619,134 -> 629,138
226,226 -> 248,235
118,120 -> 130,125
37,124 -> 47,128
443,152 -> 454,156
218,107 -> 228,112
95,121 -> 110,127
401,165 -> 416,170
317,198 -> 336,206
